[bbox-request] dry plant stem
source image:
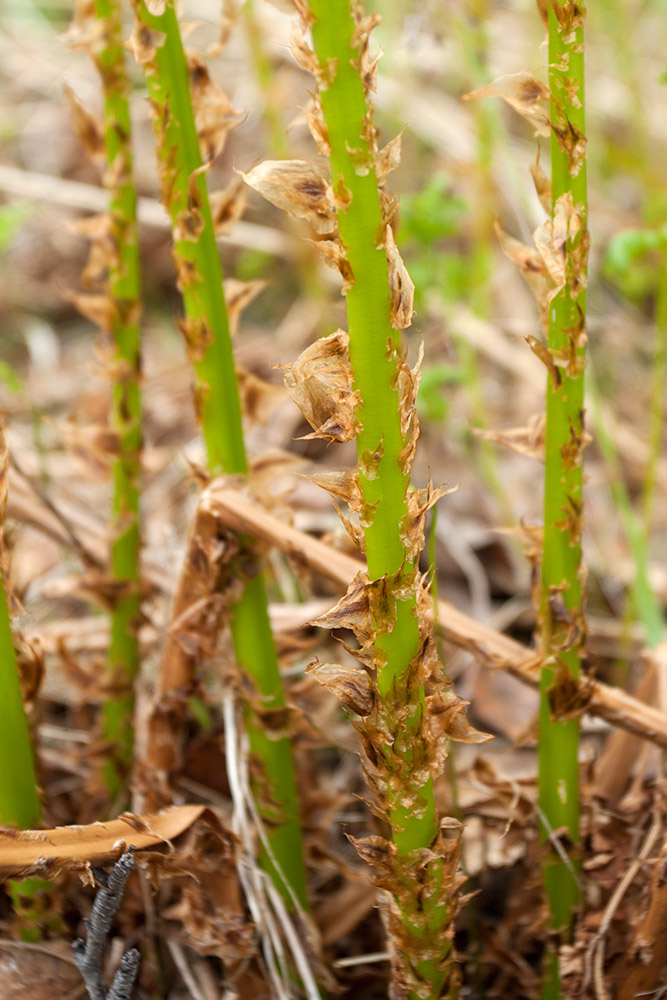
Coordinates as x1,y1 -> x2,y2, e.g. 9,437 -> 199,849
88,0 -> 143,794
308,3 -> 455,994
594,656 -> 657,801
538,0 -> 588,969
0,426 -> 40,829
615,829 -> 667,999
207,484 -> 667,750
72,850 -> 140,1000
129,0 -> 307,908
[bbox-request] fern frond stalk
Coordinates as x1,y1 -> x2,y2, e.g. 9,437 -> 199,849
86,0 -> 144,795
300,2 -> 489,994
539,1 -> 589,992
129,0 -> 307,908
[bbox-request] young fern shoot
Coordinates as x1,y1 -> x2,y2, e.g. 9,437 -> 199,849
469,5 -> 588,989
128,0 -> 307,908
539,0 -> 588,973
246,3 -> 489,996
66,0 -> 142,796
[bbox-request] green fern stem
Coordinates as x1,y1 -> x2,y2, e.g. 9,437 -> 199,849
309,1 -> 454,994
91,0 -> 143,794
130,0 -> 307,908
539,1 -> 588,989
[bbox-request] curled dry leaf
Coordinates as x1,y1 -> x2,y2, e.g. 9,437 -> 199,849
402,479 -> 457,560
375,129 -> 404,187
209,175 -> 247,235
58,418 -> 121,478
311,571 -> 375,646
222,278 -> 268,336
530,145 -> 551,213
306,659 -> 374,716
350,8 -> 383,97
281,329 -> 362,442
426,687 -> 492,746
241,159 -> 336,235
464,71 -> 550,137
63,85 -> 105,164
187,53 -> 243,162
306,468 -> 364,508
309,238 -> 355,291
381,224 -> 415,330
64,290 -> 116,334
289,21 -> 335,90
237,368 -> 285,425
303,97 -> 331,157
0,805 -> 207,881
494,221 -> 549,325
176,316 -> 214,365
473,412 -> 547,461
525,335 -> 562,391
127,22 -> 165,66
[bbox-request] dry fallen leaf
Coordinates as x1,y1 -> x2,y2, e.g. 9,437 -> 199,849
0,805 -> 207,881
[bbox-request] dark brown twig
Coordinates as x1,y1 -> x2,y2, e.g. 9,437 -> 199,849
72,849 -> 140,1000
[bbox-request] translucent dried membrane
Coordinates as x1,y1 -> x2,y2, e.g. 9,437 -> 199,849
241,160 -> 337,235
280,329 -> 362,443
464,71 -> 551,137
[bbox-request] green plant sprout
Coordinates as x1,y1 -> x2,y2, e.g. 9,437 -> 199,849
538,3 -> 589,996
129,0 -> 307,909
95,0 -> 143,795
244,2 -> 489,994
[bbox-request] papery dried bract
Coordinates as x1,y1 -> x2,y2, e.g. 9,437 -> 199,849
310,238 -> 355,291
382,225 -> 415,330
187,53 -> 243,162
473,413 -> 547,460
241,160 -> 336,234
530,145 -> 551,213
375,130 -> 403,186
306,660 -> 374,716
176,316 -> 214,364
209,175 -> 246,235
281,329 -> 362,442
222,278 -> 267,336
465,72 -> 550,136
495,221 -> 549,325
127,22 -> 165,66
402,480 -> 456,560
64,85 -> 105,163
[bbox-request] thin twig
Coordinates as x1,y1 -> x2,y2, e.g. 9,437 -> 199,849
206,484 -> 667,749
72,849 -> 140,1000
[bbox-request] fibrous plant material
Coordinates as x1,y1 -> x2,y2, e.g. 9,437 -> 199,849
73,850 -> 139,1000
209,484 -> 667,752
128,0 -> 307,908
66,0 -> 143,795
0,804 -> 207,879
538,2 -> 589,984
0,423 -> 41,830
246,4 -> 489,996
